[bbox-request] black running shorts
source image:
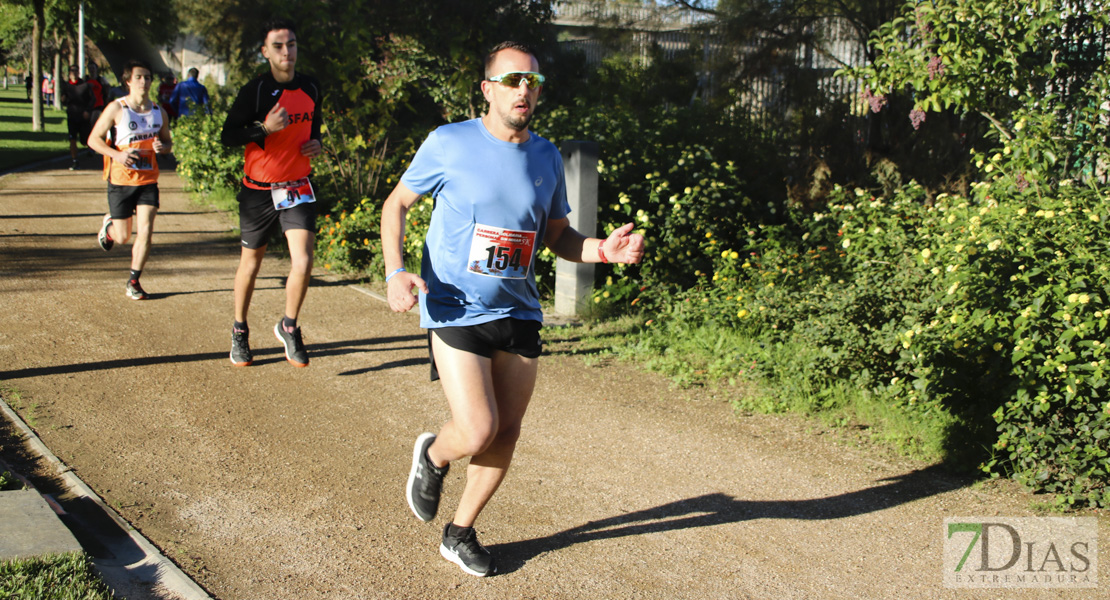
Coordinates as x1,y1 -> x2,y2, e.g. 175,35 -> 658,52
67,112 -> 90,142
237,186 -> 317,249
107,183 -> 159,219
427,318 -> 542,381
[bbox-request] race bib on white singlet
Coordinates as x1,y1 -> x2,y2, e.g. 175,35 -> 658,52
126,148 -> 155,171
467,224 -> 536,279
271,177 -> 316,210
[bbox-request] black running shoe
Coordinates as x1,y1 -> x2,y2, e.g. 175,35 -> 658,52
440,524 -> 494,577
70,159 -> 79,171
97,214 -> 114,251
125,280 -> 148,300
406,433 -> 448,522
230,330 -> 253,366
273,321 -> 308,367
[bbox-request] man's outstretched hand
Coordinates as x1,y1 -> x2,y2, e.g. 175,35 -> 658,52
602,222 -> 645,264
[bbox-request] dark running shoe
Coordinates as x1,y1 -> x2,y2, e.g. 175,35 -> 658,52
70,159 -> 79,171
440,524 -> 494,577
406,433 -> 448,522
125,280 -> 148,300
97,214 -> 114,251
230,330 -> 253,366
273,321 -> 308,367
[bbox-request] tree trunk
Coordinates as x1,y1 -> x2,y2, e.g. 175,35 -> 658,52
31,0 -> 44,131
53,29 -> 62,111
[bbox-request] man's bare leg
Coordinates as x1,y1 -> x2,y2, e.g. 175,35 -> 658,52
427,334 -> 539,528
282,228 -> 314,321
129,205 -> 157,272
234,245 -> 267,324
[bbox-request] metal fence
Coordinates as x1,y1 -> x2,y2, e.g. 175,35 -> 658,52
554,2 -> 871,127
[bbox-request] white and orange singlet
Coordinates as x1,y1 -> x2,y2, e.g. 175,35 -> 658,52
104,98 -> 163,186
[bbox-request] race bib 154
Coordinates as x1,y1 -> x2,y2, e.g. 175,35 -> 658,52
467,224 -> 536,279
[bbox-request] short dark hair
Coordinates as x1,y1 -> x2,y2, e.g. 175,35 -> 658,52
122,59 -> 152,88
484,41 -> 536,78
188,67 -> 200,78
261,18 -> 297,45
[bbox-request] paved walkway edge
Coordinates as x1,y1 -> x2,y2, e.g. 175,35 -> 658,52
0,398 -> 212,600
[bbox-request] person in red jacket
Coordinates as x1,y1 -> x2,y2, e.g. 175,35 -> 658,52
220,17 -> 323,368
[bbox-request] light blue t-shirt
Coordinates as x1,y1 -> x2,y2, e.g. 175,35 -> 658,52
401,118 -> 570,328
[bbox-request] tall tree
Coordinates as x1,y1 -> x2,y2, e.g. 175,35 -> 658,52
30,0 -> 43,131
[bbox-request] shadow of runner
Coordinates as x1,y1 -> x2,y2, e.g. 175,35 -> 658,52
0,335 -> 426,379
489,464 -> 967,575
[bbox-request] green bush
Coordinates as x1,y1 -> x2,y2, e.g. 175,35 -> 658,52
172,104 -> 243,202
640,178 -> 1109,507
534,94 -> 784,306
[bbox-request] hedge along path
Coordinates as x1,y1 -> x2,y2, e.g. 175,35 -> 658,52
0,158 -> 1105,600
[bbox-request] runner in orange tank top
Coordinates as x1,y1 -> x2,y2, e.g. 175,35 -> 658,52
87,59 -> 173,301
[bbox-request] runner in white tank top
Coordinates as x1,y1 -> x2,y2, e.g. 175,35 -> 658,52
87,59 -> 173,300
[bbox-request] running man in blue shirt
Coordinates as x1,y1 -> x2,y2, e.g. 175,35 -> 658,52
381,41 -> 645,577
169,67 -> 210,118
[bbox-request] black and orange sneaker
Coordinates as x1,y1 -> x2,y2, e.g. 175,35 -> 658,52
273,321 -> 308,367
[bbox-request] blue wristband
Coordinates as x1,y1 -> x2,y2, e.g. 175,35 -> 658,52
386,267 -> 406,283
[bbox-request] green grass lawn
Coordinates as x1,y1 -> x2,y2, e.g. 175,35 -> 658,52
0,553 -> 116,600
0,88 -> 70,172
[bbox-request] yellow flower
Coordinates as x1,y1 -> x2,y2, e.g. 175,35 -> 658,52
993,342 -> 1003,352
729,251 -> 739,260
1080,294 -> 1090,304
921,248 -> 932,259
987,239 -> 1002,251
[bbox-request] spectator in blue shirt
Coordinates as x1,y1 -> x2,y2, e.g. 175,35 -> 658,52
169,67 -> 210,118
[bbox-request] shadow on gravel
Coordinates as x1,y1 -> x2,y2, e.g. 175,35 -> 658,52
0,212 -> 106,219
490,464 -> 966,575
0,335 -> 425,380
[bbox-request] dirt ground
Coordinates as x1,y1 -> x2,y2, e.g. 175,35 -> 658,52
0,158 -> 1105,600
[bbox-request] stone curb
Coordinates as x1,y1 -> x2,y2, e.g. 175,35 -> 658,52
0,398 -> 212,600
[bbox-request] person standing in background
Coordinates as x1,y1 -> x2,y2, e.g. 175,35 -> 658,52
158,72 -> 177,120
86,63 -> 109,125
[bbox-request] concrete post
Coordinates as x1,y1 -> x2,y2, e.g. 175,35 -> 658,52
555,141 -> 599,316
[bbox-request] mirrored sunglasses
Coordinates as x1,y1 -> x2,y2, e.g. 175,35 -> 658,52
488,71 -> 546,89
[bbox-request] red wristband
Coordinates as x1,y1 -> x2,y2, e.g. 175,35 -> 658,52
598,243 -> 609,264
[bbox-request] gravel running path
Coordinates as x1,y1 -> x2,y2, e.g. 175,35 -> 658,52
0,157 -> 1105,600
